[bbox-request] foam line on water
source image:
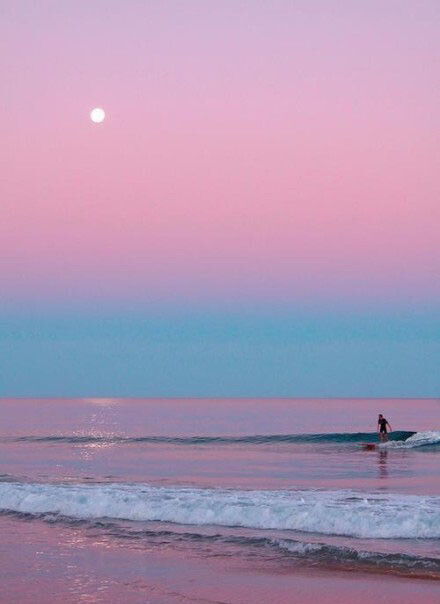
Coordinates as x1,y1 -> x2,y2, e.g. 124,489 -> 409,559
1,482 -> 440,539
273,538 -> 440,575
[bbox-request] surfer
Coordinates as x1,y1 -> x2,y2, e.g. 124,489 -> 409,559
377,414 -> 392,442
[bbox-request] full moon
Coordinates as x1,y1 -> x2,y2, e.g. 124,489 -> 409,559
90,107 -> 105,123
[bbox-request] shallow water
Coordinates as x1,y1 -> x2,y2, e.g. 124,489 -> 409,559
1,398 -> 440,601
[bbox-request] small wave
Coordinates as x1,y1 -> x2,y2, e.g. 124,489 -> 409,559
273,538 -> 440,576
382,431 -> 440,450
81,524 -> 440,577
0,431 -> 415,446
1,482 -> 440,539
4,511 -> 437,578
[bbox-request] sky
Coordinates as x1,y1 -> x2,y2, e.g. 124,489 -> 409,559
1,1 -> 439,396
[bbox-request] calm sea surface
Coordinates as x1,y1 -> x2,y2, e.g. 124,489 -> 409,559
1,398 -> 439,602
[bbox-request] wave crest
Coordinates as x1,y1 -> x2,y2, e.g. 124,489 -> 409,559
0,431 -> 416,446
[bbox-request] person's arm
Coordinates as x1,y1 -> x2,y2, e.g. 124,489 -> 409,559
377,421 -> 380,433
387,421 -> 392,432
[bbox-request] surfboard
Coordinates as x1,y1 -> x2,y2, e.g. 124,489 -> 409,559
361,443 -> 377,450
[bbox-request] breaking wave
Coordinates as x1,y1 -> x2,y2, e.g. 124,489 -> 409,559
382,431 -> 440,449
1,482 -> 440,539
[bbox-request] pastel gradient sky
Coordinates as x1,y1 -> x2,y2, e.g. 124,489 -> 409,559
1,1 -> 439,396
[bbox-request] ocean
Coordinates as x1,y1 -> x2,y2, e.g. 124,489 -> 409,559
1,398 -> 439,603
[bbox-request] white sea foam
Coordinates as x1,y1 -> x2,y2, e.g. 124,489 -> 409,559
276,540 -> 324,555
1,482 -> 440,539
382,431 -> 440,449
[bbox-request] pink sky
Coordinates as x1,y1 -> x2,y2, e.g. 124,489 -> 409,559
2,1 -> 439,308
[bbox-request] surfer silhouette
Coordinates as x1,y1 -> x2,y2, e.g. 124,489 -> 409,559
377,414 -> 392,442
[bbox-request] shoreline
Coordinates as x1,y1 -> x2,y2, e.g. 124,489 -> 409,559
1,516 -> 440,604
